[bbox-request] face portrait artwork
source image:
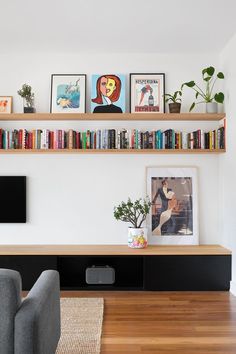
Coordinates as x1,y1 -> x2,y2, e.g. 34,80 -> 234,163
151,177 -> 193,236
91,74 -> 125,113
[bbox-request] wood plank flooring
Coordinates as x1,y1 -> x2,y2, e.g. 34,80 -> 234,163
61,291 -> 236,353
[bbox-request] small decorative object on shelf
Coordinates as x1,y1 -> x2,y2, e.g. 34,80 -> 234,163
164,90 -> 182,113
0,96 -> 13,113
181,66 -> 224,113
17,84 -> 35,113
113,197 -> 151,248
130,73 -> 165,113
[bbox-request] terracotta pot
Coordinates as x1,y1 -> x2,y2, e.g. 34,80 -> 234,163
169,103 -> 181,113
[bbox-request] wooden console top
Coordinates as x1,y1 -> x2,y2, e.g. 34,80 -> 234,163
0,245 -> 231,255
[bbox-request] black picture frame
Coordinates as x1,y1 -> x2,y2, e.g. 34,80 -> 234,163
129,73 -> 165,113
50,74 -> 87,113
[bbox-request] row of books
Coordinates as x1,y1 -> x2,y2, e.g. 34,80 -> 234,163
0,127 -> 225,150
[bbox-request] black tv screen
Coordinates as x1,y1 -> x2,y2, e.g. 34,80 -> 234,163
0,176 -> 26,223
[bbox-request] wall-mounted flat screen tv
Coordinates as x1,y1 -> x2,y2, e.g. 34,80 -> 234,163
0,176 -> 26,223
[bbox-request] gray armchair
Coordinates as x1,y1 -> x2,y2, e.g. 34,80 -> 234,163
0,269 -> 61,354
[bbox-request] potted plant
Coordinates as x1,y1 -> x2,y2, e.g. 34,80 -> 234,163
181,66 -> 224,113
164,90 -> 182,113
114,197 -> 151,248
17,84 -> 35,113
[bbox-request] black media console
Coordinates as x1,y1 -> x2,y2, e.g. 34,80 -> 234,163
0,245 -> 231,291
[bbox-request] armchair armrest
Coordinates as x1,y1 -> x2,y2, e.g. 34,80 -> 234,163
15,270 -> 60,354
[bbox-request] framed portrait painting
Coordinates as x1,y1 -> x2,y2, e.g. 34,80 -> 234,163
0,96 -> 12,113
91,74 -> 125,113
146,166 -> 199,245
130,73 -> 165,113
50,74 -> 86,113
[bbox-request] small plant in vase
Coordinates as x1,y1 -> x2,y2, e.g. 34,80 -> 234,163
114,197 -> 151,248
17,84 -> 35,113
181,66 -> 224,113
164,90 -> 182,113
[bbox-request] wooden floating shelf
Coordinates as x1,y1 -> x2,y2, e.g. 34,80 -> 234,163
0,113 -> 226,121
0,149 -> 226,154
0,244 -> 231,256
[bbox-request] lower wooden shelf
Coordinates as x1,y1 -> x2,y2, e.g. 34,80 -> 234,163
0,148 -> 226,154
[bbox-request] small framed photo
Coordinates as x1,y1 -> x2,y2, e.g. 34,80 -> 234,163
91,74 -> 125,113
50,74 -> 86,113
146,166 -> 199,245
0,96 -> 13,113
130,73 -> 165,113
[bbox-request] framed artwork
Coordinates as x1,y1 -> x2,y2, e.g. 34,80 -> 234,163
146,166 -> 199,245
50,74 -> 86,113
0,96 -> 12,113
130,73 -> 165,113
91,74 -> 125,113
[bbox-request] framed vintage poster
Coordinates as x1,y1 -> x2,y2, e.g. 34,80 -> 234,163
0,96 -> 12,113
130,73 -> 165,113
146,166 -> 199,245
91,74 -> 125,113
50,74 -> 86,113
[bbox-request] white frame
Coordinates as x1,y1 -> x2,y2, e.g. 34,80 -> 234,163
0,96 -> 13,114
50,74 -> 86,113
146,166 -> 199,245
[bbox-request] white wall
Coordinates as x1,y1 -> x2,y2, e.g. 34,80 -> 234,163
0,52 -> 221,244
220,37 -> 236,294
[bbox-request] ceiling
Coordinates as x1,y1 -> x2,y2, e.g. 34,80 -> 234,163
2,0 -> 236,54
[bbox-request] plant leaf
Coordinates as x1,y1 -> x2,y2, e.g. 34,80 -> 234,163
195,92 -> 199,99
217,72 -> 224,79
189,102 -> 196,112
204,76 -> 212,82
214,92 -> 224,103
202,68 -> 208,76
206,66 -> 215,76
182,81 -> 195,89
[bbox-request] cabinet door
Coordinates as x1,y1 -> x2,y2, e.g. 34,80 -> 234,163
0,256 -> 57,290
144,255 -> 231,291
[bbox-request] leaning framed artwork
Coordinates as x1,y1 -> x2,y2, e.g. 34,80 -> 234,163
91,74 -> 125,113
0,96 -> 13,113
146,166 -> 199,245
130,73 -> 165,113
50,74 -> 86,113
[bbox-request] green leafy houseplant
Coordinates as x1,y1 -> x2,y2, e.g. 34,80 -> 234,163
164,90 -> 182,113
17,84 -> 35,112
181,66 -> 224,112
164,90 -> 182,104
114,197 -> 151,229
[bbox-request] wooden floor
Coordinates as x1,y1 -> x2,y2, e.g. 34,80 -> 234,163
61,291 -> 236,354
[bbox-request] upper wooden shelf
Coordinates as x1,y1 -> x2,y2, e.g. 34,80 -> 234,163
0,113 -> 226,121
0,244 -> 231,255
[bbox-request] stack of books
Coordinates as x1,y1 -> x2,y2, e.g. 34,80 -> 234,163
0,127 -> 225,150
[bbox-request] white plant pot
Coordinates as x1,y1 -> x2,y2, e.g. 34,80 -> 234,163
206,102 -> 218,113
128,227 -> 148,248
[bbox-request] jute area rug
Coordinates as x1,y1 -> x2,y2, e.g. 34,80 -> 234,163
56,298 -> 104,354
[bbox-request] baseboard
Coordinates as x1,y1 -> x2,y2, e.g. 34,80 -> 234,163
230,281 -> 236,295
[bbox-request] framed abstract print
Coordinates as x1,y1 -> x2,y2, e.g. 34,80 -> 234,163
130,73 -> 165,113
91,74 -> 125,113
0,96 -> 13,113
146,166 -> 199,245
50,74 -> 86,113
